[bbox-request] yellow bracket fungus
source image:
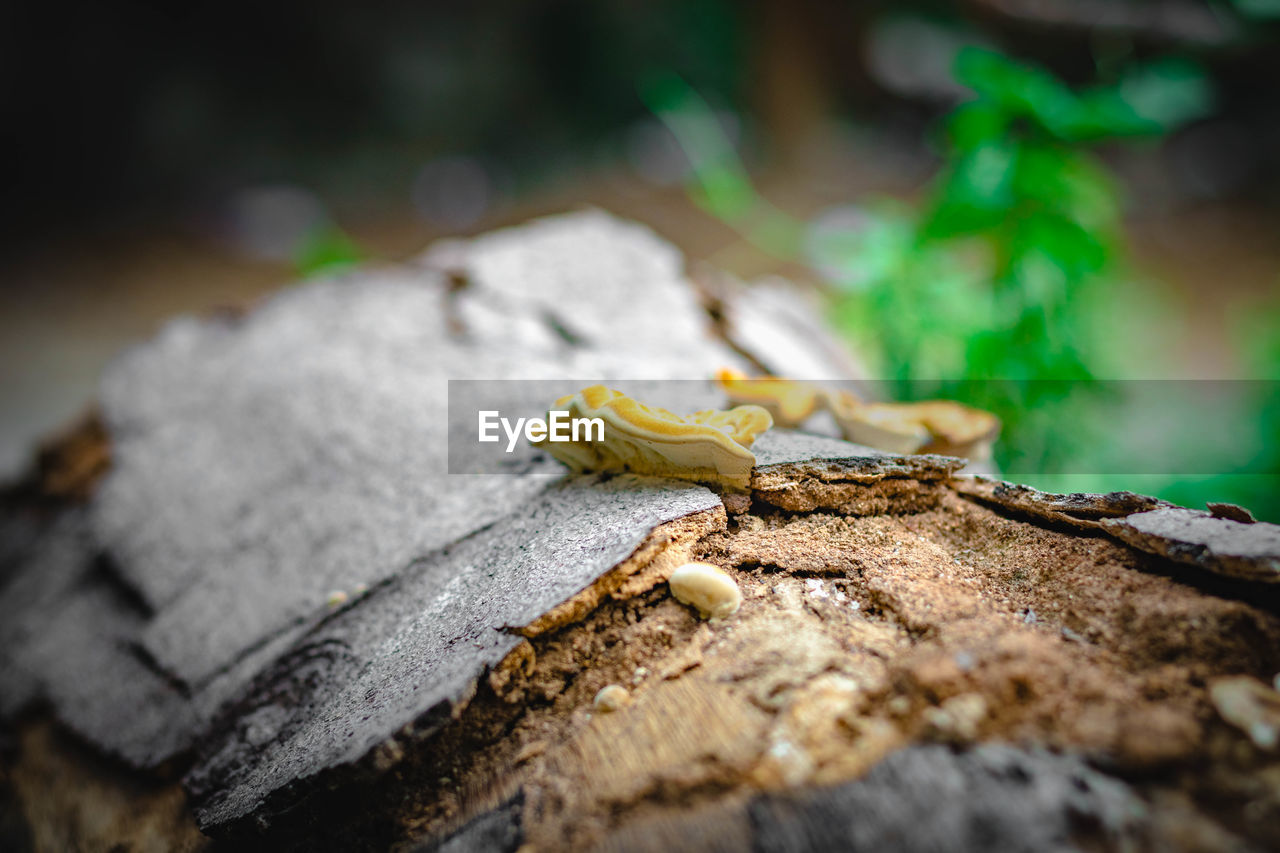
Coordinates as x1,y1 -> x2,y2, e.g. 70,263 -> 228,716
668,561 -> 742,620
826,390 -> 1001,460
533,385 -> 772,487
713,368 -> 1000,461
715,368 -> 822,429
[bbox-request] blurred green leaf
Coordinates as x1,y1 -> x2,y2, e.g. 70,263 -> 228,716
805,205 -> 916,291
1231,0 -> 1280,20
1009,215 -> 1111,280
947,101 -> 1009,152
1065,88 -> 1162,139
955,48 -> 1210,143
924,141 -> 1018,237
954,47 -> 1081,139
1117,58 -> 1213,130
295,224 -> 363,278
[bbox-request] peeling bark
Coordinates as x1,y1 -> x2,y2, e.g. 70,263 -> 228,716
3,212 -> 1279,852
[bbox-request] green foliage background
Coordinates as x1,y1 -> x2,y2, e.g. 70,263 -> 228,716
651,50 -> 1279,521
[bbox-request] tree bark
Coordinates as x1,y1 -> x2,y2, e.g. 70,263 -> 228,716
2,212 -> 1278,852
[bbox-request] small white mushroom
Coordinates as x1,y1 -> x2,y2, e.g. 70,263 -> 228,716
669,562 -> 742,620
325,590 -> 349,609
593,684 -> 631,713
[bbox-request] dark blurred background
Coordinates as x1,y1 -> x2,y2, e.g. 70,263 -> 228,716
2,0 -> 1278,509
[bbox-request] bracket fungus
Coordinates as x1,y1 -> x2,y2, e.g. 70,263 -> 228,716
668,561 -> 742,620
716,368 -> 821,429
533,385 -> 773,488
825,390 -> 1001,460
713,370 -> 1000,461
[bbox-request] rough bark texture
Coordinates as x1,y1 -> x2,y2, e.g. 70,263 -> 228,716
2,211 -> 1279,852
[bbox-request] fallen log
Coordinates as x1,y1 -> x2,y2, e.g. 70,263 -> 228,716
2,211 -> 1278,852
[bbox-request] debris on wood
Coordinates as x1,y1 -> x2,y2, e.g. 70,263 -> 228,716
591,685 -> 631,714
1208,502 -> 1258,524
1103,507 -> 1280,582
667,561 -> 742,620
1209,676 -> 1280,750
748,744 -> 1145,852
953,476 -> 1172,531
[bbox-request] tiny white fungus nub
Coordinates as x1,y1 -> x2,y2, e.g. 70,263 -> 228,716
593,684 -> 631,713
669,562 -> 742,620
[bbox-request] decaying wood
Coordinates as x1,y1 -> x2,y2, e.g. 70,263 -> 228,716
1103,507 -> 1280,583
951,476 -> 1173,532
2,212 -> 1280,852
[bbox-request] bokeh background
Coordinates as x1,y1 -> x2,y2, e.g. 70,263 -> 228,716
3,0 -> 1278,515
